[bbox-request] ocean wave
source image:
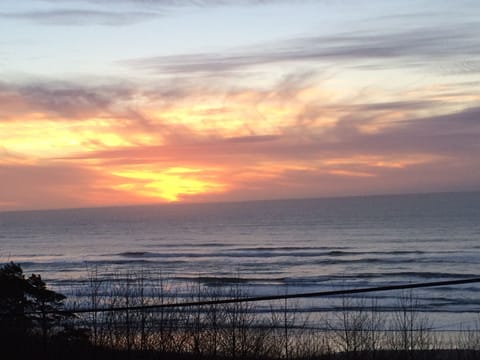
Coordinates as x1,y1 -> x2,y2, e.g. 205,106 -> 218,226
189,276 -> 252,285
142,242 -> 233,248
18,258 -> 188,269
117,251 -> 153,257
384,272 -> 480,279
112,250 -> 418,259
14,253 -> 64,258
231,246 -> 350,251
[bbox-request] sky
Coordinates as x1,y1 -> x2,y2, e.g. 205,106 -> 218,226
1,0 -> 479,211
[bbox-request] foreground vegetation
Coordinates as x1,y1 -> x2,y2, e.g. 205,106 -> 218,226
1,262 -> 480,360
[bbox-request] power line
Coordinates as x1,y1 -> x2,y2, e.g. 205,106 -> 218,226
53,277 -> 480,315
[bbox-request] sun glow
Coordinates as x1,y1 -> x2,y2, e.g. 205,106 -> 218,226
112,168 -> 226,202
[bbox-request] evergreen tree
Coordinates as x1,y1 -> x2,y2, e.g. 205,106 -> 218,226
27,273 -> 68,338
0,262 -> 31,331
0,262 -> 69,336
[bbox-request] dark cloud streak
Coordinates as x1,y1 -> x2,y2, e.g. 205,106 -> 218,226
0,9 -> 160,26
0,81 -> 135,120
123,25 -> 480,74
41,0 -> 291,7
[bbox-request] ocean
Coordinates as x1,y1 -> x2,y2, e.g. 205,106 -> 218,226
1,192 -> 479,329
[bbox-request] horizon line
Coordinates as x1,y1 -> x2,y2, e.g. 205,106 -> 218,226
1,189 -> 479,215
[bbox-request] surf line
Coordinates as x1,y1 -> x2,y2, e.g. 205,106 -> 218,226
31,277 -> 480,315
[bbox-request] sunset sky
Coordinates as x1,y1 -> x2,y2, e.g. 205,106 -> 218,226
1,0 -> 479,211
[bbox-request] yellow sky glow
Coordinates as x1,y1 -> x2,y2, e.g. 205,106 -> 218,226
112,168 -> 227,201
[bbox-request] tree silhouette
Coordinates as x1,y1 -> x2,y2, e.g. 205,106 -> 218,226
0,262 -> 31,331
0,262 -> 69,337
28,273 -> 68,339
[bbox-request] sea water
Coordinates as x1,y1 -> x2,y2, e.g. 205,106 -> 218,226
1,192 -> 479,329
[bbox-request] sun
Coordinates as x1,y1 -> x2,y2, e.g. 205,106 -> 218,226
112,167 -> 226,202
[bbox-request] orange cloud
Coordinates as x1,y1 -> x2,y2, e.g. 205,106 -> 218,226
327,169 -> 374,177
1,78 -> 480,211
